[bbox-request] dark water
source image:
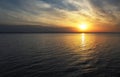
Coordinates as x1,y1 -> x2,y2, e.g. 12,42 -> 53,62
0,33 -> 120,77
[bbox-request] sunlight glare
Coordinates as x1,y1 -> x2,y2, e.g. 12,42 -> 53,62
79,24 -> 88,30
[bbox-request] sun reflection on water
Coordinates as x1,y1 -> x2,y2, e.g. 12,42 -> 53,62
77,33 -> 98,63
59,33 -> 98,72
79,33 -> 96,51
81,33 -> 85,46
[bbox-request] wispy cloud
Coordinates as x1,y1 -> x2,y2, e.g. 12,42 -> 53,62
0,0 -> 120,29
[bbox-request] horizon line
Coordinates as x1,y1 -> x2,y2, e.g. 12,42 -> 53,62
0,32 -> 120,34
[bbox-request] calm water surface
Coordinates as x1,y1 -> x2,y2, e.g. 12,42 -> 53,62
0,33 -> 120,77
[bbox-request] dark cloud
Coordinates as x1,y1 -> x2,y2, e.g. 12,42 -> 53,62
0,25 -> 77,33
108,0 -> 120,6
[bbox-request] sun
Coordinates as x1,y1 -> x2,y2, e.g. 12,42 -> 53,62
79,24 -> 88,30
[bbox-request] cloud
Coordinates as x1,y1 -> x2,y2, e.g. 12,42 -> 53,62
0,0 -> 120,28
88,0 -> 120,25
40,0 -> 81,11
0,0 -> 53,25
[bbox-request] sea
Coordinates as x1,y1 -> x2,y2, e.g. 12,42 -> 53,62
0,33 -> 120,77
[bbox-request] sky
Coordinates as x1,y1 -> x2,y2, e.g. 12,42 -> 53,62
0,0 -> 120,32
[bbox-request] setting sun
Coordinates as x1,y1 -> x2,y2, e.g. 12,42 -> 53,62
79,24 -> 88,30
